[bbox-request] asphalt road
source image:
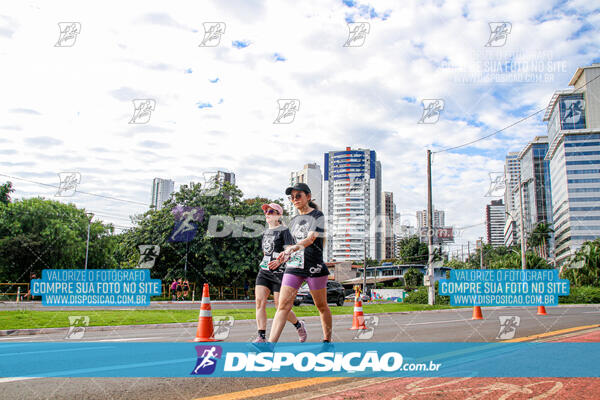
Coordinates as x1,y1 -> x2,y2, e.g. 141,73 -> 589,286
1,304 -> 599,399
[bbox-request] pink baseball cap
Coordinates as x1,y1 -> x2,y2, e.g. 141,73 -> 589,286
261,203 -> 283,215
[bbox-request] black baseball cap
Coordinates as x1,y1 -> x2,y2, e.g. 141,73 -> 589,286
285,182 -> 311,195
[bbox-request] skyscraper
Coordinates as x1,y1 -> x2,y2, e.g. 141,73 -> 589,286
382,192 -> 395,259
486,199 -> 506,247
518,136 -> 553,242
503,152 -> 521,247
416,208 -> 445,243
544,63 -> 600,265
323,147 -> 382,262
151,178 -> 175,210
286,163 -> 322,216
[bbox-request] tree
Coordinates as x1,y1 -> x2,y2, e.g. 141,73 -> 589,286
0,181 -> 14,205
528,222 -> 553,257
0,196 -> 119,282
120,181 -> 278,286
403,267 -> 424,287
562,239 -> 600,287
396,235 -> 428,264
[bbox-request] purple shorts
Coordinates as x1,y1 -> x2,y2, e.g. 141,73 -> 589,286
281,273 -> 328,291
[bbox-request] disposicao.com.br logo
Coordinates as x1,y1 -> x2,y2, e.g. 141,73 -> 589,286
219,350 -> 441,374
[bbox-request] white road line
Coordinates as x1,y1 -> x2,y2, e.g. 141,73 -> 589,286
94,336 -> 165,342
398,319 -> 470,326
0,377 -> 39,384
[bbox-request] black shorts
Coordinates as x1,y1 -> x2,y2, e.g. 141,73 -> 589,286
255,270 -> 284,293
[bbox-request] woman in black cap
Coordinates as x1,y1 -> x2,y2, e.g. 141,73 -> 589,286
268,183 -> 332,343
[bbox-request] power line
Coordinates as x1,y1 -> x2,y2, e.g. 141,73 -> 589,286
0,173 -> 148,206
433,72 -> 600,154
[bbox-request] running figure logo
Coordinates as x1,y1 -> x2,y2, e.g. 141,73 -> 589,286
353,315 -> 379,340
169,206 -> 204,242
55,22 -> 81,47
562,99 -> 585,125
56,172 -> 81,197
485,172 -> 506,197
344,22 -> 370,47
199,22 -> 226,47
212,316 -> 234,340
485,22 -> 512,47
496,316 -> 520,340
191,345 -> 223,375
137,245 -> 160,268
65,316 -> 89,339
273,99 -> 300,124
129,99 -> 156,124
418,99 -> 444,124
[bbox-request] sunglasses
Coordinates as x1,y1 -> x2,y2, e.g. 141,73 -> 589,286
288,193 -> 305,200
265,209 -> 280,215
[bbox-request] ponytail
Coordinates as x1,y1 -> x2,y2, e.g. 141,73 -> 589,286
308,200 -> 319,210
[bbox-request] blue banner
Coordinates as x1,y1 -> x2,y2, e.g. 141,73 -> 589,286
0,342 -> 597,378
30,269 -> 162,306
438,269 -> 569,306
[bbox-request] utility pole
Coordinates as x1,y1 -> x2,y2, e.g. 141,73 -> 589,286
518,173 -> 527,270
426,150 -> 435,305
479,237 -> 484,269
363,235 -> 367,295
84,212 -> 94,270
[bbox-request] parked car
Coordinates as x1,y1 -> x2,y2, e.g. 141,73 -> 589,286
294,281 -> 346,306
345,293 -> 370,303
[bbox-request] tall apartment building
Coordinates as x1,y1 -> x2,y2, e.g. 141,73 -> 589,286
544,63 -> 600,265
416,208 -> 445,243
323,147 -> 382,262
503,153 -> 521,246
518,136 -> 553,240
486,199 -> 506,247
416,209 -> 445,229
382,192 -> 395,259
286,163 -> 323,216
151,178 -> 175,210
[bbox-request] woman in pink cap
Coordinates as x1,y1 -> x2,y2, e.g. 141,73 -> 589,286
252,202 -> 307,343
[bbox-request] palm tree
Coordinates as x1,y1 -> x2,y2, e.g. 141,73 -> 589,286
528,222 -> 553,259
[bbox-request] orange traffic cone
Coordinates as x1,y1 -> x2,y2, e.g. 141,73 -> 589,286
472,306 -> 483,320
537,305 -> 548,316
350,297 -> 367,330
193,283 -> 222,342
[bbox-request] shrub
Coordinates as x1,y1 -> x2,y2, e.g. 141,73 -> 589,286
559,286 -> 600,304
403,286 -> 450,305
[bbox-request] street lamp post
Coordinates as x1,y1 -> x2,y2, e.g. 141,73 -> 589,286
84,212 -> 94,270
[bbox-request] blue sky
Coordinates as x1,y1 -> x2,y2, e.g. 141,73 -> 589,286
0,0 -> 599,247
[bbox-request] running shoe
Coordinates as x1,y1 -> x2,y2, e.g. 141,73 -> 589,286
295,320 -> 307,343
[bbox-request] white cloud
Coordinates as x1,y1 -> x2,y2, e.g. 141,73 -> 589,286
0,0 -> 598,249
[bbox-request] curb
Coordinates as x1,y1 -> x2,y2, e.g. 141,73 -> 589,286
1,304 -> 597,337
